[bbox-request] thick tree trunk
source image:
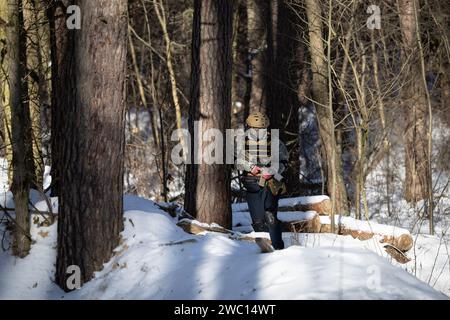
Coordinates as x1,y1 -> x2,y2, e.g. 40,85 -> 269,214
6,0 -> 33,257
271,0 -> 301,196
232,0 -> 250,123
184,0 -> 233,228
55,0 -> 127,290
304,0 -> 348,215
48,0 -> 69,196
397,0 -> 429,203
247,0 -> 269,113
184,0 -> 200,220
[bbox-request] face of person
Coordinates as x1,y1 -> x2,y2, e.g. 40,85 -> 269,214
248,127 -> 268,140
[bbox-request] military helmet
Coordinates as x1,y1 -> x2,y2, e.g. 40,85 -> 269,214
246,111 -> 270,128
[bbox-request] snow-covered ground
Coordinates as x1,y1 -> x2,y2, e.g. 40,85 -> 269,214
0,193 -> 448,300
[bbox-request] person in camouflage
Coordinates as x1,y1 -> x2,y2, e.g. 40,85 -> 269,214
235,112 -> 289,250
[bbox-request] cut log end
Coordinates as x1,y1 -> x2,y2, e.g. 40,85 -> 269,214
255,237 -> 274,253
384,244 -> 411,264
282,214 -> 321,233
381,234 -> 413,252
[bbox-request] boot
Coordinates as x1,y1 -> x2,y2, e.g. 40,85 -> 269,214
252,220 -> 266,232
265,211 -> 285,250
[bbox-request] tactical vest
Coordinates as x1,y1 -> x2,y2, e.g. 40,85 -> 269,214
245,133 -> 272,168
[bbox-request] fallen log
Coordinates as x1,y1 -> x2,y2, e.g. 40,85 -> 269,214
278,199 -> 331,216
318,216 -> 413,252
177,219 -> 265,243
384,244 -> 411,264
278,211 -> 322,233
255,238 -> 275,253
177,219 -> 274,253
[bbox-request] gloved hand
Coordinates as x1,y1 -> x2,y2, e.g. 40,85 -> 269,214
261,167 -> 275,180
250,165 -> 261,176
262,172 -> 273,180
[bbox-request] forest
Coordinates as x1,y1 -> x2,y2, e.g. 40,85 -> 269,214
0,0 -> 449,301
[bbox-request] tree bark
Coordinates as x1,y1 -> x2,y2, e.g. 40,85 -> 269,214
47,0 -> 69,197
273,0 -> 303,195
184,0 -> 233,228
55,0 -> 127,290
0,0 -> 12,173
24,0 -> 49,188
232,0 -> 250,122
247,0 -> 269,113
304,0 -> 348,215
6,0 -> 33,257
397,0 -> 430,203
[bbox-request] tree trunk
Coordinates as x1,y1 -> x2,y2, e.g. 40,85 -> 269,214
55,0 -> 127,291
48,0 -> 69,196
397,0 -> 429,203
184,0 -> 233,228
6,0 -> 33,257
271,0 -> 301,196
153,0 -> 185,153
232,0 -> 250,123
304,0 -> 348,215
247,0 -> 269,113
0,3 -> 5,153
0,1 -> 12,177
23,0 -> 48,188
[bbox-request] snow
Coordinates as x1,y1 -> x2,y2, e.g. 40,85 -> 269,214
70,229 -> 446,300
278,211 -> 317,223
0,158 -> 54,213
43,165 -> 52,191
0,189 -> 52,211
278,195 -> 330,207
232,211 -> 254,227
0,194 -> 447,300
34,197 -> 59,214
404,233 -> 450,295
0,222 -> 58,299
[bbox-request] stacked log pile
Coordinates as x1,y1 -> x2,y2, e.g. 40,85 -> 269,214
232,195 -> 414,261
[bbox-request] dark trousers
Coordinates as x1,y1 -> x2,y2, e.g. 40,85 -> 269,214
242,177 -> 285,250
